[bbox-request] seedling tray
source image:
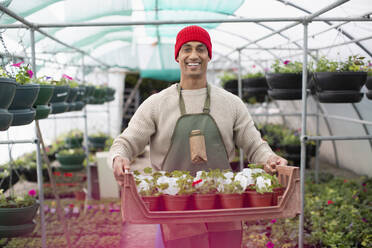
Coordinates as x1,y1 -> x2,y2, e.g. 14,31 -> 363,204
121,165 -> 300,224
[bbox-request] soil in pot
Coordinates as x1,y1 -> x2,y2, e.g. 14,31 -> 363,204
219,193 -> 244,209
163,194 -> 191,211
193,193 -> 217,210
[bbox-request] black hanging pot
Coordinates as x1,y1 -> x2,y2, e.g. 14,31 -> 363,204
266,73 -> 311,100
243,77 -> 268,88
223,79 -> 238,95
105,87 -> 116,102
73,86 -> 87,111
0,78 -> 18,131
366,76 -> 372,100
313,72 -> 367,103
8,84 -> 40,126
50,86 -> 70,114
34,85 -> 54,120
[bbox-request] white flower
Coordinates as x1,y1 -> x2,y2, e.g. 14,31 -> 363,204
137,180 -> 150,193
234,174 -> 249,190
223,171 -> 234,179
256,176 -> 271,191
157,176 -> 179,195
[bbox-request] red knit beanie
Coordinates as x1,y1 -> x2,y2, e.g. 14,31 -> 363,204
174,25 -> 212,61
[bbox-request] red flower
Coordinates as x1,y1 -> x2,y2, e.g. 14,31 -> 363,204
266,241 -> 275,248
64,172 -> 73,177
327,200 -> 334,205
192,179 -> 202,187
283,60 -> 290,65
53,171 -> 61,176
12,61 -> 24,67
28,189 -> 36,197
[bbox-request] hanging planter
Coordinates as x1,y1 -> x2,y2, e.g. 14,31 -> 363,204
56,149 -> 85,171
73,86 -> 87,111
365,76 -> 372,100
88,133 -> 108,150
242,74 -> 268,103
66,87 -> 79,112
83,85 -> 95,104
49,85 -> 70,114
0,78 -> 17,131
105,87 -> 116,102
8,84 -> 40,126
33,84 -> 54,120
89,86 -> 106,104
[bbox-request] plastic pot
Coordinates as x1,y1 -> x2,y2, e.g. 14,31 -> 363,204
74,191 -> 86,201
272,187 -> 286,205
0,78 -> 18,109
193,193 -> 217,210
243,77 -> 268,88
0,221 -> 36,238
35,105 -> 51,120
33,85 -> 54,106
163,194 -> 191,211
0,202 -> 39,226
88,137 -> 108,149
245,191 -> 273,207
65,137 -> 83,148
142,196 -> 161,211
219,193 -> 244,209
49,85 -> 69,103
316,90 -> 364,103
313,71 -> 367,91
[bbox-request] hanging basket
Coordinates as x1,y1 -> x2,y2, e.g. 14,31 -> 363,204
0,222 -> 36,238
105,87 -> 116,102
34,85 -> 54,120
50,86 -> 70,114
365,76 -> 372,100
66,87 -> 79,112
88,136 -> 108,149
266,73 -> 312,100
8,84 -> 40,126
56,154 -> 85,171
313,72 -> 367,103
121,165 -> 300,224
0,78 -> 17,131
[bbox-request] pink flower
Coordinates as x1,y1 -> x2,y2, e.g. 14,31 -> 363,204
327,200 -> 334,205
271,219 -> 277,224
62,74 -> 73,80
28,189 -> 36,197
266,241 -> 275,248
12,61 -> 24,67
252,65 -> 256,68
27,70 -> 33,78
283,60 -> 290,65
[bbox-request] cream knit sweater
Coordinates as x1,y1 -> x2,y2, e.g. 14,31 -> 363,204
109,83 -> 275,170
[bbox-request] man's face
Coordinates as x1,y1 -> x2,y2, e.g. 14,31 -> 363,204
177,41 -> 210,78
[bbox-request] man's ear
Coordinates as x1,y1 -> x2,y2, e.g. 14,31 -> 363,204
176,55 -> 179,63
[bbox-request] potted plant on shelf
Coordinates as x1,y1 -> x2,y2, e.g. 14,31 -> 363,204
32,76 -> 55,120
157,170 -> 194,211
0,188 -> 39,237
266,60 -> 311,100
192,170 -> 218,210
56,148 -> 86,172
0,67 -> 18,131
7,62 -> 40,126
49,74 -> 72,114
134,167 -> 161,211
216,170 -> 246,209
242,72 -> 268,103
312,55 -> 367,103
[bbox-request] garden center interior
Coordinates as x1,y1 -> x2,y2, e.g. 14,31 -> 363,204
0,0 -> 371,248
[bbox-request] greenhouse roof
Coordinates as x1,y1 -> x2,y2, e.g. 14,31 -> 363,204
0,0 -> 371,81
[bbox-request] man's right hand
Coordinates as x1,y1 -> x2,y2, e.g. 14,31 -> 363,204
113,156 -> 130,186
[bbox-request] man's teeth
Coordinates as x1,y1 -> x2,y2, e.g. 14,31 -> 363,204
188,63 -> 199,66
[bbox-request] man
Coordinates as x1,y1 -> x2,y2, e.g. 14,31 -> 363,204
110,25 -> 287,248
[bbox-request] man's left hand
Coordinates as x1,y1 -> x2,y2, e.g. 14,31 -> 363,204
264,154 -> 288,174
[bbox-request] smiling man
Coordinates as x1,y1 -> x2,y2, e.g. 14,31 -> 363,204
110,25 -> 287,248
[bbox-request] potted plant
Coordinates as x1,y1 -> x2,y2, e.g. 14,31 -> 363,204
89,85 -> 107,105
56,148 -> 86,171
216,170 -> 246,209
266,60 -> 311,100
0,188 -> 39,237
271,174 -> 285,205
32,76 -> 55,120
220,72 -> 238,95
312,55 -> 367,103
82,83 -> 95,104
88,132 -> 109,151
49,74 -> 72,114
0,67 -> 18,131
66,80 -> 79,112
104,86 -> 116,102
64,129 -> 84,149
242,72 -> 268,103
245,171 -> 274,207
192,170 -> 218,210
365,65 -> 372,100
134,167 -> 161,211
74,85 -> 87,111
7,62 -> 40,126
157,170 -> 194,211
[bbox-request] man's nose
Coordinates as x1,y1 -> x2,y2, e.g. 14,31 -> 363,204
189,49 -> 199,59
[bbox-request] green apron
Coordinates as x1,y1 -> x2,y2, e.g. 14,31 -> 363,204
160,84 -> 242,248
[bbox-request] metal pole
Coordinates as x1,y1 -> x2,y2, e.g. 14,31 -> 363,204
315,101 -> 320,183
107,102 -> 110,137
30,27 -> 47,248
238,49 -> 244,171
299,21 -> 309,248
307,135 -> 372,141
82,55 -> 92,200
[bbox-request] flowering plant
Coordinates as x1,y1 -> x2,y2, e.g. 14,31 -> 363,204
192,170 -> 219,194
33,76 -> 54,85
314,55 -> 366,72
156,170 -> 194,196
134,167 -> 161,196
0,188 -> 37,208
271,59 -> 303,73
10,61 -> 34,85
243,72 -> 265,78
219,72 -> 237,86
216,170 -> 245,194
57,148 -> 85,156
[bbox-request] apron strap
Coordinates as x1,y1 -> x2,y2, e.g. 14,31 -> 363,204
177,83 -> 211,115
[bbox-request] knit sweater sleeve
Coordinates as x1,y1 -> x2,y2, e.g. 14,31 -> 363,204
230,95 -> 275,164
108,94 -> 158,167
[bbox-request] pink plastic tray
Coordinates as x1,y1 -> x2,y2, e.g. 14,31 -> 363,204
121,165 -> 300,224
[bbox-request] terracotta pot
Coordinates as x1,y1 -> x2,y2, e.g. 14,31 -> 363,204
272,187 -> 286,205
163,194 -> 191,211
193,193 -> 217,210
141,196 -> 161,211
245,191 -> 273,207
74,191 -> 86,201
219,193 -> 244,209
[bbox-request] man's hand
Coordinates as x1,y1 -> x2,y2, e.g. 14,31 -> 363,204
113,156 -> 130,186
264,154 -> 288,174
